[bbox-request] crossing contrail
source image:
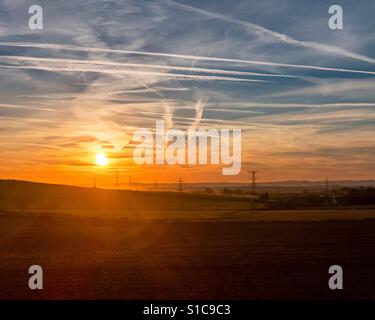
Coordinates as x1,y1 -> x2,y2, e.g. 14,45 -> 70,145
1,41 -> 374,76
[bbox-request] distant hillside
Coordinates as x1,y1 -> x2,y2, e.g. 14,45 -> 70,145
182,180 -> 375,188
0,179 -> 248,212
96,179 -> 375,192
259,180 -> 375,187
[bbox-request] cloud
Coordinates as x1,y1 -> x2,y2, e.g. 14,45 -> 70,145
265,79 -> 375,99
0,54 -> 292,79
205,102 -> 375,109
102,144 -> 114,149
165,0 -> 375,64
1,41 -> 375,76
190,99 -> 205,129
0,59 -> 270,83
0,103 -> 63,112
154,86 -> 190,92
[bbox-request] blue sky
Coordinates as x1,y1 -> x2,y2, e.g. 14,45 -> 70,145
0,0 -> 374,184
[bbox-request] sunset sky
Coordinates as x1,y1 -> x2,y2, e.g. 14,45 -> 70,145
0,0 -> 374,186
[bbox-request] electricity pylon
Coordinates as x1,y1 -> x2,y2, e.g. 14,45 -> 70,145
248,170 -> 259,194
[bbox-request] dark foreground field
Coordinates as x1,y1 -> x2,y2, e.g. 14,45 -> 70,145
1,212 -> 375,299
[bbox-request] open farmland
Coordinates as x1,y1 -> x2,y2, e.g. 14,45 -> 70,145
1,211 -> 375,299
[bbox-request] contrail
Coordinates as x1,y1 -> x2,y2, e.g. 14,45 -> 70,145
205,102 -> 375,108
0,41 -> 374,76
0,64 -> 268,83
165,0 -> 375,64
135,79 -> 175,129
0,103 -> 63,112
0,54 -> 296,79
263,79 -> 375,99
190,99 -> 205,129
112,87 -> 190,92
154,87 -> 190,91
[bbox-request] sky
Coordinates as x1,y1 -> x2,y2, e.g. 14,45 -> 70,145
0,0 -> 374,186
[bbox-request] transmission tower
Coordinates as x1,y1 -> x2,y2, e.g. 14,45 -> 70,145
115,172 -> 120,190
178,177 -> 183,193
93,175 -> 97,189
248,170 -> 259,194
128,176 -> 132,190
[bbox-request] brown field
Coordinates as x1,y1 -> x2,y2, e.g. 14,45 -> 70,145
1,210 -> 375,299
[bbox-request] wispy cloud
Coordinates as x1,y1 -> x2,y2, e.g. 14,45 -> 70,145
0,64 -> 267,83
264,79 -> 375,99
1,42 -> 375,76
0,54 -> 292,79
165,0 -> 375,64
206,102 -> 375,109
189,99 -> 205,129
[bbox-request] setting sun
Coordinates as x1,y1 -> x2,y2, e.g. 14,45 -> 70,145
95,153 -> 108,167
